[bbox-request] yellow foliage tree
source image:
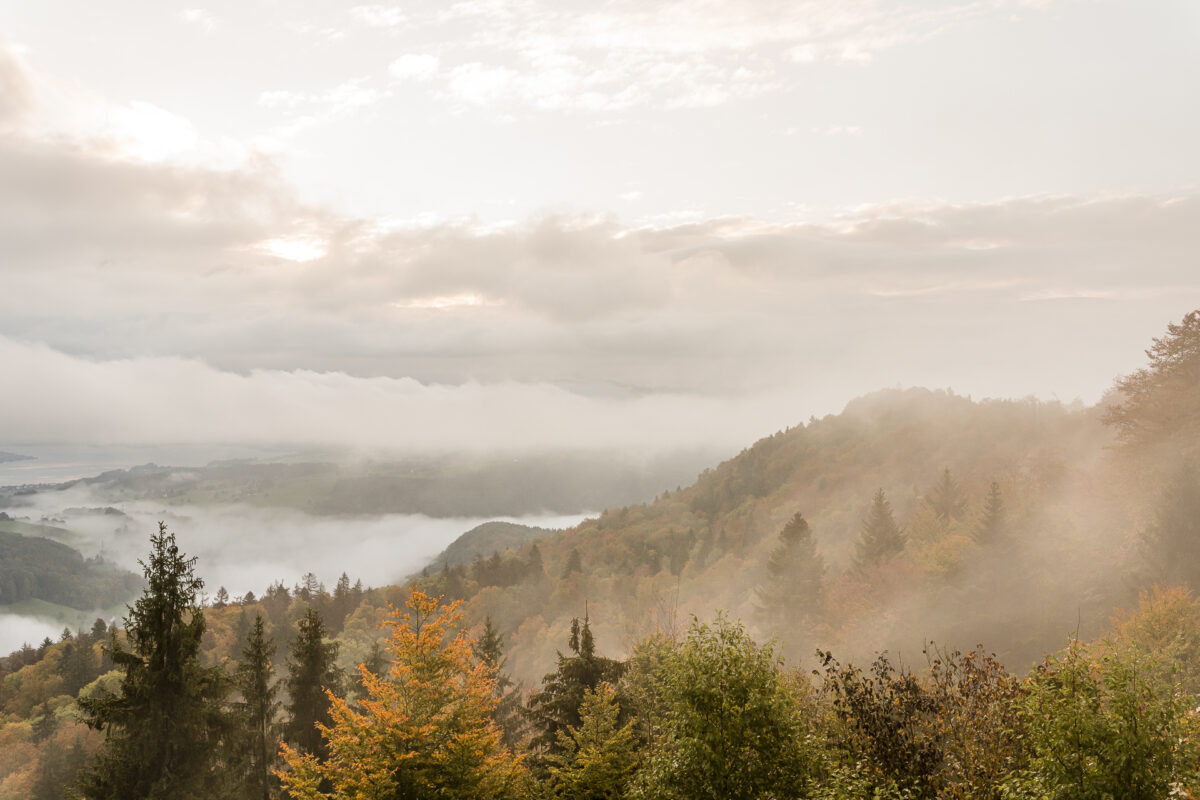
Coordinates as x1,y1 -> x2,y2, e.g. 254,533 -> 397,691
277,588 -> 529,799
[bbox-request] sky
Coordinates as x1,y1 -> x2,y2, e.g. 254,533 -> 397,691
2,0 -> 1199,454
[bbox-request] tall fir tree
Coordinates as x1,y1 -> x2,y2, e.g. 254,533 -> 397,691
77,522 -> 229,800
562,548 -> 583,578
234,613 -> 279,800
974,481 -> 1006,545
928,468 -> 968,522
526,615 -> 625,764
284,607 -> 342,762
755,512 -> 825,631
855,488 -> 906,569
473,616 -> 526,749
544,683 -> 637,800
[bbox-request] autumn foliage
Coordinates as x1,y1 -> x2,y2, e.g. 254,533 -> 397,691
277,588 -> 527,799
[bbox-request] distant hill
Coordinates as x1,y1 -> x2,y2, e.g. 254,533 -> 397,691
0,529 -> 140,610
0,450 -> 721,519
421,521 -> 558,576
0,451 -> 32,463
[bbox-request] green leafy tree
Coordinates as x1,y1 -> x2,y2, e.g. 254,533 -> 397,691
1005,638 -> 1194,800
545,683 -> 637,800
855,489 -> 905,569
77,522 -> 229,800
633,615 -> 813,800
755,512 -> 825,632
234,613 -> 280,800
284,607 -> 342,762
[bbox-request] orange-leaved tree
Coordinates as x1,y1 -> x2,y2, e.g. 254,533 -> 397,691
277,588 -> 529,799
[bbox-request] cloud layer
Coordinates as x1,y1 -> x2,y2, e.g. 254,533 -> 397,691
2,45 -> 1199,454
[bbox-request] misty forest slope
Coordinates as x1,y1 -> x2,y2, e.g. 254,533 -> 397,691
1,312 -> 1199,800
0,528 -> 139,610
415,312 -> 1200,682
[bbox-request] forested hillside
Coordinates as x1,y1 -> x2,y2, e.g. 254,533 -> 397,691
1,310 -> 1199,799
0,529 -> 139,610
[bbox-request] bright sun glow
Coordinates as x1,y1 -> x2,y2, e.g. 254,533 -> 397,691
391,294 -> 495,310
259,237 -> 328,262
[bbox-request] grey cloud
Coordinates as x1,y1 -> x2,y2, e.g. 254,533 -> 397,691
2,104 -> 1198,452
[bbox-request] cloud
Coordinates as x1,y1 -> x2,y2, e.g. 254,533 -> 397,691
0,336 -> 811,452
371,0 -> 1029,112
351,5 -> 407,28
0,53 -> 1197,453
0,47 -> 34,131
178,8 -> 218,32
388,53 -> 440,82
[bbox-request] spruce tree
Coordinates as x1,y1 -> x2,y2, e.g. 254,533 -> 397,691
526,615 -> 625,763
755,512 -> 825,631
974,481 -> 1006,545
855,489 -> 906,569
527,543 -> 545,579
562,548 -> 583,578
544,683 -> 637,799
77,522 -> 229,800
234,613 -> 279,800
929,468 -> 967,522
473,616 -> 526,748
284,607 -> 342,762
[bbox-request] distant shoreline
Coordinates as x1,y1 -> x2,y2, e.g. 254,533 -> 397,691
0,451 -> 34,464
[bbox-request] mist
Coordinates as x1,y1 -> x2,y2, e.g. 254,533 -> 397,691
0,482 -> 589,653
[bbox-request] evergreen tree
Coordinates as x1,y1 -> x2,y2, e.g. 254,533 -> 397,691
929,468 -> 967,523
754,512 -> 825,632
974,481 -> 1006,545
234,613 -> 279,800
526,615 -> 626,762
527,543 -> 545,579
77,522 -> 229,800
562,548 -> 583,578
58,633 -> 97,697
855,489 -> 906,569
545,683 -> 637,800
31,732 -> 90,800
284,607 -> 342,762
331,572 -> 353,632
473,616 -> 526,748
